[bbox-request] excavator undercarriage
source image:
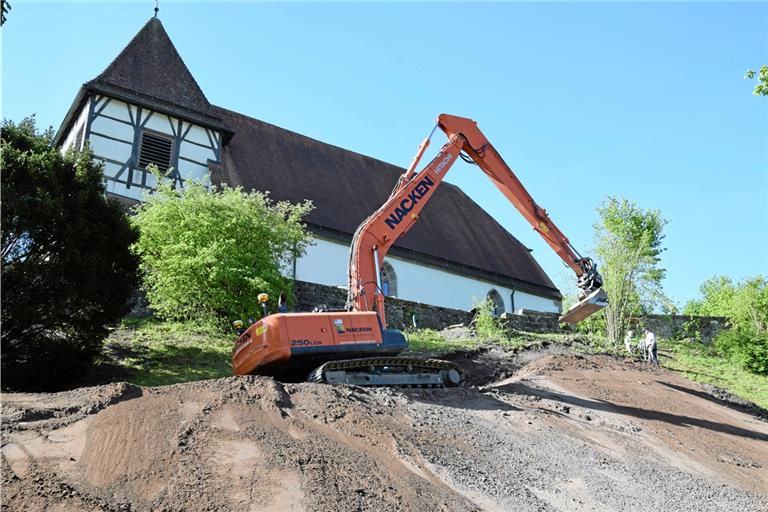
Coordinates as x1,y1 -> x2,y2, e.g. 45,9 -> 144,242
308,357 -> 463,387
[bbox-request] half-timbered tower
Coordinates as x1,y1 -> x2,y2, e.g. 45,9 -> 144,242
55,16 -> 563,315
55,17 -> 230,201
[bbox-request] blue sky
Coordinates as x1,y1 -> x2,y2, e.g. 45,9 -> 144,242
3,1 -> 767,307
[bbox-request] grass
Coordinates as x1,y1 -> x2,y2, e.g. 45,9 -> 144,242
99,318 -> 768,410
101,317 -> 234,387
405,329 -> 479,354
661,338 -> 768,410
405,327 -> 601,355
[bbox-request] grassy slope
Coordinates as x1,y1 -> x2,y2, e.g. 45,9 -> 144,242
661,339 -> 768,410
101,317 -> 233,387
101,320 -> 767,410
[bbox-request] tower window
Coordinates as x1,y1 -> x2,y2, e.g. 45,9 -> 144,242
138,130 -> 173,171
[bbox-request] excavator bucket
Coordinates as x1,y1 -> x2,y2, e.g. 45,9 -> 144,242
559,288 -> 609,324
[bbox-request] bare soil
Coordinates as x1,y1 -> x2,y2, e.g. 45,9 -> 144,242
2,350 -> 767,511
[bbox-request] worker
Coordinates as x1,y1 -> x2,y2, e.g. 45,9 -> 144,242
624,329 -> 635,354
278,291 -> 288,313
644,328 -> 658,365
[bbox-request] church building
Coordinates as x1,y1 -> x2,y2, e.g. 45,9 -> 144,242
54,16 -> 562,315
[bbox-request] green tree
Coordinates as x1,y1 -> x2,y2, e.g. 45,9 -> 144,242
683,276 -> 735,317
594,197 -> 668,345
684,276 -> 768,374
745,65 -> 768,96
131,175 -> 313,323
1,118 -> 139,391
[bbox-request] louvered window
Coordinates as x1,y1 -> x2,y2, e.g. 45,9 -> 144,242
138,131 -> 173,171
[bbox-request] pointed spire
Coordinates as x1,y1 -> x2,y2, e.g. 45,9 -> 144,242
154,1 -> 159,18
88,16 -> 212,118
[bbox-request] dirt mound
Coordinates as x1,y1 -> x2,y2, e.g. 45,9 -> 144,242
1,382 -> 142,432
2,353 -> 767,511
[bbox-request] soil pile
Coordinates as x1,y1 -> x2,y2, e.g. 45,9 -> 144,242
2,352 -> 767,511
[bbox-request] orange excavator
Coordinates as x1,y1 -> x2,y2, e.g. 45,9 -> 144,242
232,114 -> 608,386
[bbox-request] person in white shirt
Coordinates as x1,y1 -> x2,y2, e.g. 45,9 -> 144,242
644,328 -> 658,365
624,329 -> 635,354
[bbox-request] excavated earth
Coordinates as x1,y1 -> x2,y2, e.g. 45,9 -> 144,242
2,349 -> 767,511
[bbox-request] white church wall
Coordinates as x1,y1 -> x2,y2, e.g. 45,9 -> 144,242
512,290 -> 562,314
387,254 -> 560,314
294,236 -> 560,314
91,114 -> 135,142
295,236 -> 349,287
179,140 -> 214,166
183,124 -> 217,147
89,133 -> 133,163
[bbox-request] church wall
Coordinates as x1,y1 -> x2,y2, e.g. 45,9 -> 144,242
295,236 -> 561,314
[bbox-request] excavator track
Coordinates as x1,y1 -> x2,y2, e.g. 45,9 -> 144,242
307,357 -> 463,387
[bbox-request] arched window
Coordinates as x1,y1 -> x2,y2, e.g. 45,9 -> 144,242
486,289 -> 505,317
380,261 -> 397,297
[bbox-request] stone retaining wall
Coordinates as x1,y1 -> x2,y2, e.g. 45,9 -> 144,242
630,314 -> 728,343
501,310 -> 562,334
294,281 -> 561,332
130,281 -> 729,342
294,280 -> 474,330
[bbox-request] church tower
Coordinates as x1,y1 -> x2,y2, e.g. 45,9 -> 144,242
55,16 -> 232,202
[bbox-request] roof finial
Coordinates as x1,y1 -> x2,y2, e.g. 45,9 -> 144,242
153,0 -> 159,17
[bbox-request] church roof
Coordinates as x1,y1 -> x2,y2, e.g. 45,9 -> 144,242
58,16 -> 561,299
91,17 -> 211,116
212,107 -> 560,298
55,17 -> 230,139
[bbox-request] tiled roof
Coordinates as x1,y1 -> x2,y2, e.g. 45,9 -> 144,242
86,17 -> 228,132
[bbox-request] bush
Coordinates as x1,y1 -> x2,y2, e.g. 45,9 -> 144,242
714,330 -> 768,376
131,174 -> 313,324
472,298 -> 506,341
685,275 -> 768,375
1,118 -> 139,390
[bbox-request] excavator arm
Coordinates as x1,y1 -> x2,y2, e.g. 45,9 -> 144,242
347,114 -> 607,326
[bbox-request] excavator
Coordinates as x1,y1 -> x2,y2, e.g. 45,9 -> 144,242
232,114 -> 608,386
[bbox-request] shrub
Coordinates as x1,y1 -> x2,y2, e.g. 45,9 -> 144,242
472,298 -> 506,341
131,174 -> 313,324
685,275 -> 768,375
714,330 -> 768,376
